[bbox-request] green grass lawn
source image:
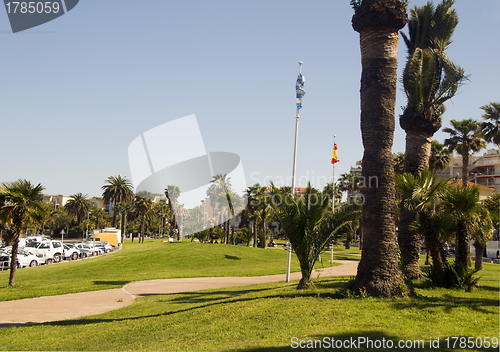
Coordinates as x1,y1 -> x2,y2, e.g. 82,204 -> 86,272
0,239 -> 337,302
0,262 -> 498,351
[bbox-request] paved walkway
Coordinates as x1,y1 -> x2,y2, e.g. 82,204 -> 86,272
0,259 -> 358,327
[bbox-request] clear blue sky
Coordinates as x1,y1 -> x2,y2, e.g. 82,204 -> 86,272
1,0 -> 499,198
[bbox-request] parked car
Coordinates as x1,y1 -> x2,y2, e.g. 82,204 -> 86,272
0,251 -> 10,270
63,244 -> 80,261
25,240 -> 64,264
0,248 -> 39,268
74,243 -> 101,256
84,241 -> 105,255
100,241 -> 113,253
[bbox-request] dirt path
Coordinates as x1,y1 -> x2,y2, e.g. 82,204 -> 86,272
0,259 -> 358,326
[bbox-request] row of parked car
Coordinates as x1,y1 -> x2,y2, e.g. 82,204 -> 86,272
0,236 -> 115,270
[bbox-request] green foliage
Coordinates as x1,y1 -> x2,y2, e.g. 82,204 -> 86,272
396,168 -> 447,212
425,260 -> 481,292
269,182 -> 361,289
480,102 -> 500,145
235,228 -> 253,246
444,119 -> 486,158
64,193 -> 90,225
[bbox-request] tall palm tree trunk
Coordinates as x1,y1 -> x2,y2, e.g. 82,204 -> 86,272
121,212 -> 127,244
111,201 -> 118,228
351,0 -> 407,297
253,219 -> 258,248
456,220 -> 469,269
461,152 -> 469,188
398,131 -> 435,278
473,241 -> 484,270
8,229 -> 20,287
419,211 -> 446,285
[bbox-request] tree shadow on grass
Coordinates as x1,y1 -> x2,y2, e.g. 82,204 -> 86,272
229,331 -> 472,352
39,285 -> 348,328
225,255 -> 241,260
92,280 -> 130,286
392,293 -> 499,315
42,294 -> 283,327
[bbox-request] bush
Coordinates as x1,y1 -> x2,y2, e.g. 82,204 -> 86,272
424,261 -> 481,292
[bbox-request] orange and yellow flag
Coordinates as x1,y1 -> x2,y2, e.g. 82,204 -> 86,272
331,143 -> 339,164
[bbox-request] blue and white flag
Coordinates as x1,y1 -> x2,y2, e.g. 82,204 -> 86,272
296,73 -> 306,110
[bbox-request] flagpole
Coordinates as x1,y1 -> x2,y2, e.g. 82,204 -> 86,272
331,135 -> 336,263
287,61 -> 303,283
332,135 -> 336,214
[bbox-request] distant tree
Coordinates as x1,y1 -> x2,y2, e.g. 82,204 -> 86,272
115,202 -> 134,243
102,175 -> 134,227
439,184 -> 482,270
235,228 -> 253,246
244,184 -> 261,248
89,206 -> 110,231
393,153 -> 406,175
210,174 -> 235,244
484,193 -> 500,231
443,119 -> 486,188
134,196 -> 153,243
64,193 -> 90,226
429,141 -> 450,172
469,206 -> 493,270
165,185 -> 181,237
0,180 -> 47,287
480,102 -> 500,146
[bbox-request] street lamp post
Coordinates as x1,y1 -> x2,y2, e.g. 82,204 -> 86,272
469,171 -> 482,185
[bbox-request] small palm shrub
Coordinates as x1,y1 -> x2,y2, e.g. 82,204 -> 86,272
424,261 -> 481,292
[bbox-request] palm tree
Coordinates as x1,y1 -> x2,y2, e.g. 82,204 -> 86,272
134,196 -> 153,243
439,184 -> 482,270
443,119 -> 486,188
89,206 -> 110,231
323,181 -> 343,206
245,184 -> 261,248
469,206 -> 493,270
64,193 -> 90,226
153,202 -> 171,238
484,193 -> 500,232
165,185 -> 180,237
269,183 -> 361,289
397,0 -> 465,279
255,185 -> 272,248
115,202 -> 134,243
396,169 -> 448,284
393,152 -> 406,175
480,102 -> 500,145
429,141 -> 450,171
102,175 -> 134,228
0,180 -> 47,287
351,0 -> 407,297
210,174 -> 235,244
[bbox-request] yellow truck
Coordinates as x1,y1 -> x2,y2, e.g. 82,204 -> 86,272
88,228 -> 121,247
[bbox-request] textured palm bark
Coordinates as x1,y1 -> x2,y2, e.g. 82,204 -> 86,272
461,152 -> 469,188
351,0 -> 407,297
8,235 -> 19,287
419,211 -> 446,285
473,241 -> 484,270
398,126 -> 437,278
456,221 -> 470,270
